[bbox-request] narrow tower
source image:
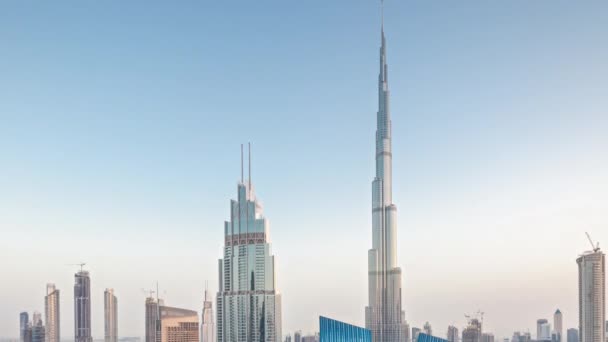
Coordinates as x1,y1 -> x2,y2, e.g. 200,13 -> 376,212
577,237 -> 605,342
200,285 -> 215,342
74,269 -> 92,342
365,2 -> 408,342
104,288 -> 118,342
45,283 -> 60,342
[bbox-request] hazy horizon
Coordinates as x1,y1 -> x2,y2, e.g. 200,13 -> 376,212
1,0 -> 607,340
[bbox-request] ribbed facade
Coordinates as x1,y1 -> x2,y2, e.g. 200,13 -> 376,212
577,250 -> 605,342
319,316 -> 371,342
365,4 -> 408,342
104,288 -> 118,342
45,284 -> 60,342
217,150 -> 282,342
74,270 -> 92,342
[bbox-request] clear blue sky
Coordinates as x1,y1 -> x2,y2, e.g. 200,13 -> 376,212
1,0 -> 607,339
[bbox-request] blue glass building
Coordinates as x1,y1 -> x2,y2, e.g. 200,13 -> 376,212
320,316 -> 371,342
418,333 -> 450,342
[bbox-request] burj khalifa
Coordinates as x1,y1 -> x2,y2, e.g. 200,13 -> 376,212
365,2 -> 409,342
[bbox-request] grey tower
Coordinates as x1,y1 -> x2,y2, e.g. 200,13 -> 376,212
577,246 -> 605,342
74,270 -> 92,342
20,312 -> 29,342
365,2 -> 408,342
104,288 -> 118,342
216,144 -> 282,342
45,284 -> 60,342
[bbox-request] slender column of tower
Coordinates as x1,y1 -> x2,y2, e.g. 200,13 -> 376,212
104,288 -> 118,342
366,2 -> 408,342
74,270 -> 92,342
45,283 -> 60,342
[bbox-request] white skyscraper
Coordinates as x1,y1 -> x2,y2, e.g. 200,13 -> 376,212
554,309 -> 563,342
45,284 -> 60,342
200,287 -> 215,342
365,2 -> 408,342
217,144 -> 282,342
104,288 -> 118,342
577,243 -> 605,342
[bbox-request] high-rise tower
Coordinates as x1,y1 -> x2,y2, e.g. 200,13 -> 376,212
200,286 -> 215,342
45,283 -> 60,342
104,288 -> 118,342
554,309 -> 563,342
74,270 -> 92,342
577,243 -> 605,342
365,2 -> 408,342
217,144 -> 282,342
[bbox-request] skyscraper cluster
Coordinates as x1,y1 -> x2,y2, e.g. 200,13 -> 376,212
12,2 -> 607,342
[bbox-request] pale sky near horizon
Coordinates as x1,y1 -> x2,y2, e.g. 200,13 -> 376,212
1,0 -> 608,339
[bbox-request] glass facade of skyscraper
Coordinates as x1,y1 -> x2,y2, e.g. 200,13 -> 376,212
418,333 -> 449,342
319,316 -> 371,342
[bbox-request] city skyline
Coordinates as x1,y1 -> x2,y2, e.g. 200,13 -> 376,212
1,0 -> 608,339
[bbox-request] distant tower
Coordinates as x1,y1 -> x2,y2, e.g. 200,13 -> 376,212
482,333 -> 495,342
447,326 -> 459,342
462,319 -> 482,342
45,284 -> 60,342
412,328 -> 421,342
104,288 -> 118,342
31,315 -> 46,342
74,270 -> 92,342
424,323 -> 433,336
577,241 -> 605,342
554,310 -> 563,342
145,296 -> 160,342
538,320 -> 549,341
200,287 -> 215,342
216,144 -> 283,342
567,329 -> 579,342
20,312 -> 29,342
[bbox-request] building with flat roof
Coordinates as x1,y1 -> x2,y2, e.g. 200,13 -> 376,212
159,306 -> 198,342
45,284 -> 60,342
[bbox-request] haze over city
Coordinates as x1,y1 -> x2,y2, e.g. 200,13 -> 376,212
1,0 -> 607,340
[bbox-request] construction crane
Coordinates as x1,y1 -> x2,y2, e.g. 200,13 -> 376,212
585,232 -> 600,252
141,288 -> 156,299
66,262 -> 87,272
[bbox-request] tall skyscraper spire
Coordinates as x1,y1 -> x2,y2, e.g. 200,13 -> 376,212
366,1 -> 408,342
217,146 -> 282,342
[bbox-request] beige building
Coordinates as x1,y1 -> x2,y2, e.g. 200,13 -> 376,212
577,249 -> 605,342
45,284 -> 60,342
159,306 -> 199,342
